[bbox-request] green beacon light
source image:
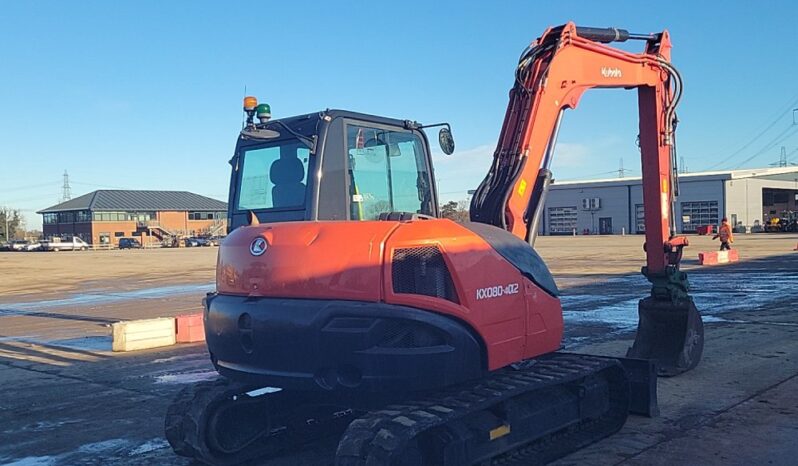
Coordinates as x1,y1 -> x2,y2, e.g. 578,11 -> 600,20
256,103 -> 272,123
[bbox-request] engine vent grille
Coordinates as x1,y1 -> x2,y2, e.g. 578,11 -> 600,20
392,246 -> 458,303
377,320 -> 447,348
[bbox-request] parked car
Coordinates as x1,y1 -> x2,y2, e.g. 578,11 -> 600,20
118,238 -> 142,249
22,242 -> 43,251
185,237 -> 211,247
40,236 -> 89,251
9,240 -> 33,251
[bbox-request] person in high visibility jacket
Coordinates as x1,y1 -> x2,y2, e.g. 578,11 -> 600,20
713,217 -> 734,251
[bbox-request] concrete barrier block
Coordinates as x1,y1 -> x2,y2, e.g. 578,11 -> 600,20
176,313 -> 205,343
698,249 -> 739,266
112,317 -> 176,352
698,252 -> 716,265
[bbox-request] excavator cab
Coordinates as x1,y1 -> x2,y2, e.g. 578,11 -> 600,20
226,103 -> 455,232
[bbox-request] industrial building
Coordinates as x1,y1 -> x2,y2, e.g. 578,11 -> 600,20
38,190 -> 227,246
540,166 -> 798,235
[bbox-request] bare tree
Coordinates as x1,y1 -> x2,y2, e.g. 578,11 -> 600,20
0,207 -> 23,241
440,200 -> 470,223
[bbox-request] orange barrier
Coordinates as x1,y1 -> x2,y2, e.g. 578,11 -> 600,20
175,313 -> 205,343
698,249 -> 739,265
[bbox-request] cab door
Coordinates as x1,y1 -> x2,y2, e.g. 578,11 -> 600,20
342,121 -> 436,220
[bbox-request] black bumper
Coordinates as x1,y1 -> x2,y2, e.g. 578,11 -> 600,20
204,294 -> 485,393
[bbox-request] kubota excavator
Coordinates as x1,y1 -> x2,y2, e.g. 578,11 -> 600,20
166,23 -> 704,465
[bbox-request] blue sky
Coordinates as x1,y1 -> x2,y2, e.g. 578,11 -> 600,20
2,1 -> 797,229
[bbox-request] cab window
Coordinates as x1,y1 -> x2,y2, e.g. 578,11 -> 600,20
346,125 -> 432,220
237,141 -> 310,211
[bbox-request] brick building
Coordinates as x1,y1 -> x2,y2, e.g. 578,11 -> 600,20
38,190 -> 227,246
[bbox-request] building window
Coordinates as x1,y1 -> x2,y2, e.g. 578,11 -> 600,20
43,213 -> 58,224
548,206 -> 578,234
764,189 -> 790,206
188,211 -> 221,220
635,204 -> 645,234
76,210 -> 91,222
92,212 -> 133,222
58,211 -> 75,223
681,201 -> 719,233
114,232 -> 125,237
129,212 -> 155,222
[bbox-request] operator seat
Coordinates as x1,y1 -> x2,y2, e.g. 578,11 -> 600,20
269,154 -> 306,207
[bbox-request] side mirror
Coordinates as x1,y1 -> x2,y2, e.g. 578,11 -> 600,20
439,127 -> 455,155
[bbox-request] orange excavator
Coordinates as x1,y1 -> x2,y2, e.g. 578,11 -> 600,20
166,23 -> 703,465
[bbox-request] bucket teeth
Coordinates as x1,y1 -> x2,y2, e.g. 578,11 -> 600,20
627,297 -> 704,377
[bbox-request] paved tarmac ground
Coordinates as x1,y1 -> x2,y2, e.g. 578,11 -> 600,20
0,233 -> 796,465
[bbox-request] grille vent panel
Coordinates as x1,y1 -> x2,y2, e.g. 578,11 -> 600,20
392,246 -> 458,303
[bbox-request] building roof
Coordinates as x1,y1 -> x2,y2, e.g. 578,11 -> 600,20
551,165 -> 798,190
38,190 -> 228,213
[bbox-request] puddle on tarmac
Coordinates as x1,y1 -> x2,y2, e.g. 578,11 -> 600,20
49,336 -> 113,352
0,282 -> 215,314
560,270 -> 798,345
0,335 -> 112,352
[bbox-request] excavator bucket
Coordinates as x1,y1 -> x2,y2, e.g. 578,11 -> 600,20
627,296 -> 704,377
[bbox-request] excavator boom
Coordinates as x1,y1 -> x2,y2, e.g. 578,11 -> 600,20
471,23 -> 702,375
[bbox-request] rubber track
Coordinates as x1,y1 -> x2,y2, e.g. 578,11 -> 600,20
166,378 -> 356,465
166,378 -> 233,464
335,352 -> 629,466
166,378 -> 266,466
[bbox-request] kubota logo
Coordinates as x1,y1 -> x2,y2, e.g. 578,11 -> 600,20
601,67 -> 622,78
250,237 -> 268,256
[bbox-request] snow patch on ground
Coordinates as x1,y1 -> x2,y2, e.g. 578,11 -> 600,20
0,457 -> 56,466
127,439 -> 169,456
77,438 -> 128,454
0,438 -> 172,465
154,370 -> 219,384
152,354 -> 195,364
20,419 -> 83,432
